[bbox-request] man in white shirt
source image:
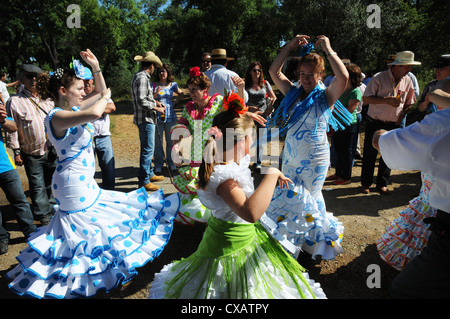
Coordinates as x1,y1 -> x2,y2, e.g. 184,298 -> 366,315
204,48 -> 248,102
372,79 -> 450,298
0,72 -> 17,106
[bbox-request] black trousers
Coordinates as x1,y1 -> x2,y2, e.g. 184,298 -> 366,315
391,210 -> 450,298
361,116 -> 400,188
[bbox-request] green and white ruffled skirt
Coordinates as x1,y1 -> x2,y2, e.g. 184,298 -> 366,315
149,216 -> 326,299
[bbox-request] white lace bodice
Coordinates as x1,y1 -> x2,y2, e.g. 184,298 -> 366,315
197,155 -> 254,224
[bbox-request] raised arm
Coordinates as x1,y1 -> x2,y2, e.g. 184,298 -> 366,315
318,36 -> 349,107
51,88 -> 111,138
79,49 -> 107,109
269,35 -> 310,95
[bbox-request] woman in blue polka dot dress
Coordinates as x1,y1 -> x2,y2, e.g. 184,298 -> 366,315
7,49 -> 179,299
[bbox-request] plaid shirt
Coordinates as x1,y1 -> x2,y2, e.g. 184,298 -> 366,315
131,70 -> 157,125
6,89 -> 54,156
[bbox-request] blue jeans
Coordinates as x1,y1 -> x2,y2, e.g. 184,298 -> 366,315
137,122 -> 156,185
0,169 -> 37,240
94,135 -> 115,190
154,120 -> 177,170
21,150 -> 56,219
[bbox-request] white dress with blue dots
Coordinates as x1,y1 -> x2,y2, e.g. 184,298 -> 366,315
260,90 -> 344,260
7,107 -> 180,299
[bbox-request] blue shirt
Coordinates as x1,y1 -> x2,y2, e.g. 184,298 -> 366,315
152,82 -> 179,123
0,117 -> 16,174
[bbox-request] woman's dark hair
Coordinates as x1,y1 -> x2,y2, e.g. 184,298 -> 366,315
36,69 -> 78,101
244,61 -> 264,89
347,63 -> 363,88
155,63 -> 175,83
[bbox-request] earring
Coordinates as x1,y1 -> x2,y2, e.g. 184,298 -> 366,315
203,91 -> 209,100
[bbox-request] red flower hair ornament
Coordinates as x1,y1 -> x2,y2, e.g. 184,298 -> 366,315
189,66 -> 201,77
223,90 -> 248,116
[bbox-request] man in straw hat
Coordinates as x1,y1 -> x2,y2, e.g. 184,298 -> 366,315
131,51 -> 166,192
361,51 -> 420,195
204,48 -> 248,102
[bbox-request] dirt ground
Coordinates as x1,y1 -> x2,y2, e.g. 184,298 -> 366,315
0,99 -> 421,299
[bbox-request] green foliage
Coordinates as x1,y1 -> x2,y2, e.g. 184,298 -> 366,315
0,0 -> 447,99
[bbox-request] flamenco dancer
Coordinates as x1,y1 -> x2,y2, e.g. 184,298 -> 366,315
149,95 -> 326,299
170,67 -> 265,225
259,35 -> 352,260
7,49 -> 179,299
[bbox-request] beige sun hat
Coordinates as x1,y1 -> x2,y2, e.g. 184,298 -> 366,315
388,51 -> 421,66
210,48 -> 235,61
134,51 -> 163,67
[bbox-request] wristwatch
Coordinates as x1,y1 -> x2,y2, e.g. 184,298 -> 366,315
13,149 -> 21,156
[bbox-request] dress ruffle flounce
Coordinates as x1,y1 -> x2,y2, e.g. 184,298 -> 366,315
376,190 -> 436,271
260,182 -> 344,260
7,188 -> 179,299
149,220 -> 326,299
173,166 -> 211,225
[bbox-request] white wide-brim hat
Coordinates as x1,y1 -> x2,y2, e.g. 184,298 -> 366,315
388,51 -> 421,66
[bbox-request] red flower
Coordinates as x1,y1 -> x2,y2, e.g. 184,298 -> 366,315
223,91 -> 248,115
189,66 -> 201,77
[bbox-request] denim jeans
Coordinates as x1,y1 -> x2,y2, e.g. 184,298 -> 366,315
137,122 -> 156,185
154,120 -> 176,170
21,150 -> 57,220
0,169 -> 37,240
94,135 -> 115,190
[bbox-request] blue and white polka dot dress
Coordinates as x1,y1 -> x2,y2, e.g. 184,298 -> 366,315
7,107 -> 179,299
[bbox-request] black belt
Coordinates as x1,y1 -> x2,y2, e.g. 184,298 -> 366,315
424,210 -> 450,237
366,115 -> 397,126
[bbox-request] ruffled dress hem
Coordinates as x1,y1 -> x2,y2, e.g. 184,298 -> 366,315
7,189 -> 179,299
149,222 -> 326,299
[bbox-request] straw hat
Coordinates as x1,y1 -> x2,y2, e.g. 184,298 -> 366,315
210,48 -> 235,61
134,51 -> 163,67
388,51 -> 421,66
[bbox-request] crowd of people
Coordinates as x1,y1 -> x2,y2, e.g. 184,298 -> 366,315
0,34 -> 449,299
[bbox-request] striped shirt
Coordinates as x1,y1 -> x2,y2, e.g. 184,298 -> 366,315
6,89 -> 54,156
131,70 -> 157,125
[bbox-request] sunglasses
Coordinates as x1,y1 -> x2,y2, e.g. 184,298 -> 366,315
252,69 -> 262,73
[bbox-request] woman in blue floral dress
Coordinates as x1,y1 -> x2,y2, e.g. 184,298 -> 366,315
260,35 -> 351,260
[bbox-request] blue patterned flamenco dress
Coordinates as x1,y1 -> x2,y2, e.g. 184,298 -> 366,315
7,107 -> 179,299
260,84 -> 351,260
